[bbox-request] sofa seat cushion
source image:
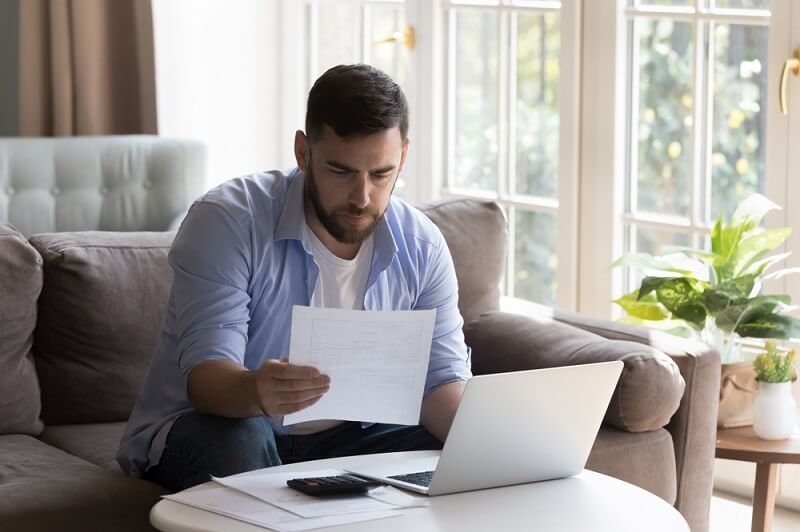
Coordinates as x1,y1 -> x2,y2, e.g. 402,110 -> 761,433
463,311 -> 685,432
29,231 -> 174,424
0,224 -> 44,436
40,422 -> 127,472
0,434 -> 166,532
588,426 -> 677,505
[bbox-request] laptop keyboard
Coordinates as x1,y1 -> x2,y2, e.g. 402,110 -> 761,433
388,470 -> 435,487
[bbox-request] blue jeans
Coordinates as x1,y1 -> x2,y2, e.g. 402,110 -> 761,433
144,412 -> 442,491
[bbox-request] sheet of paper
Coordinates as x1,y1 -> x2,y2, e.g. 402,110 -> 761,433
283,306 -> 436,426
163,486 -> 400,532
212,468 -> 426,519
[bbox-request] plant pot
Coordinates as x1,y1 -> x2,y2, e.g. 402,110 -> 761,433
752,381 -> 797,440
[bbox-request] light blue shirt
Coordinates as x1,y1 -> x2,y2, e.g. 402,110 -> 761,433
117,168 -> 472,478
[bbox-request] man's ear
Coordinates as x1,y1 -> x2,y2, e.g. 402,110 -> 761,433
294,130 -> 309,170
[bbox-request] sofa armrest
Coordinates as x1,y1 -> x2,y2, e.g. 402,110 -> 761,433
464,311 -> 685,433
500,298 -> 720,532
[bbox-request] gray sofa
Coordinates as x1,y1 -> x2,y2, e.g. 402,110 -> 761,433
0,138 -> 720,532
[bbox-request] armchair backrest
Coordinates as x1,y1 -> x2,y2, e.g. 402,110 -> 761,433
0,135 -> 206,236
419,198 -> 507,324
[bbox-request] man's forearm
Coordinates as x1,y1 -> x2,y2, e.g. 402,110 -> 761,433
420,380 -> 467,442
187,360 -> 263,418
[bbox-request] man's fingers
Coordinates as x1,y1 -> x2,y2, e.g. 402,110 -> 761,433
271,395 -> 325,416
262,360 -> 325,381
273,386 -> 329,406
268,375 -> 330,392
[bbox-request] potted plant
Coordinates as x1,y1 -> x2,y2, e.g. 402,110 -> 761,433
612,193 -> 800,428
613,193 -> 800,359
752,341 -> 797,440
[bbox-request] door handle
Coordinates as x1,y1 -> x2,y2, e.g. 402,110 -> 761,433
779,49 -> 800,115
372,25 -> 415,50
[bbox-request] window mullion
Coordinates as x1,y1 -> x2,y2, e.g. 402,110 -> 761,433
497,9 -> 510,199
693,13 -> 710,248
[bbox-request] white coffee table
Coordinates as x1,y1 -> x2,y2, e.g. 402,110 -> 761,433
150,450 -> 689,531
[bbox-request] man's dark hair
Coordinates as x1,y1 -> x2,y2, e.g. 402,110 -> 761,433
305,64 -> 409,142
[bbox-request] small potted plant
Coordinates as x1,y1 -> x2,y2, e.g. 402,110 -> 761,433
752,341 -> 798,440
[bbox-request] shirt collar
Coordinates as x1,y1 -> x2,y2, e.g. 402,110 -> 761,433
275,169 -> 307,242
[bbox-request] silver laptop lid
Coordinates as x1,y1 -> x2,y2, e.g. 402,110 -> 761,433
427,361 -> 622,495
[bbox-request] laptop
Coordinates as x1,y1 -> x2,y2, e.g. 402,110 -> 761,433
345,360 -> 623,496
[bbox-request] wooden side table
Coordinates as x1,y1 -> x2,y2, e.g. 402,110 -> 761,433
715,426 -> 800,532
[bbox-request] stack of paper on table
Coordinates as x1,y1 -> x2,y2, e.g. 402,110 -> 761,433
163,468 -> 428,531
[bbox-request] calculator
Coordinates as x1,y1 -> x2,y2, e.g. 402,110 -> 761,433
286,474 -> 384,496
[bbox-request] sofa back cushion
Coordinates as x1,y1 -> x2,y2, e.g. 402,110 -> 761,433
0,224 -> 44,435
419,199 -> 507,324
30,231 -> 174,424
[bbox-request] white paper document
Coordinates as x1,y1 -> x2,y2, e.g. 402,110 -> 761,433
163,485 -> 400,532
283,306 -> 436,426
211,468 -> 427,519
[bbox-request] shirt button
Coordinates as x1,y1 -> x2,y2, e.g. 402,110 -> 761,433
51,186 -> 60,196
100,186 -> 109,195
5,186 -> 13,195
142,180 -> 152,189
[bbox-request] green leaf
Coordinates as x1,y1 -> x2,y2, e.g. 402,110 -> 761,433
614,291 -> 671,321
730,193 -> 781,229
749,251 -> 791,278
714,296 -> 790,333
611,252 -> 695,276
761,266 -> 800,283
617,315 -> 696,336
637,276 -> 671,299
710,217 -> 723,255
735,314 -> 800,339
731,228 -> 792,277
703,274 -> 755,312
655,278 -> 707,327
660,245 -> 719,265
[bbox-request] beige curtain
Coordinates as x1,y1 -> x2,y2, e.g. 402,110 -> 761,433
18,0 -> 157,136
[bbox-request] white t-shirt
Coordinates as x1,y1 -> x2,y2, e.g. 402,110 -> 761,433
289,224 -> 374,435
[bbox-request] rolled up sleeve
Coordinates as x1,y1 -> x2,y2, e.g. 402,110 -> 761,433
168,201 -> 253,379
416,233 -> 473,395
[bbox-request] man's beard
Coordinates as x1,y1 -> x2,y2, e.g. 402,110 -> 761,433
304,165 -> 385,245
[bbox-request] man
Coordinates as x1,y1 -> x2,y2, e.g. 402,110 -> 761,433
117,64 -> 472,491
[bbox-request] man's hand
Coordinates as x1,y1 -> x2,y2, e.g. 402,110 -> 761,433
186,359 -> 329,419
255,360 -> 330,416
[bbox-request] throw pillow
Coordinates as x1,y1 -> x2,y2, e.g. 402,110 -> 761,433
30,231 -> 174,424
0,223 -> 44,435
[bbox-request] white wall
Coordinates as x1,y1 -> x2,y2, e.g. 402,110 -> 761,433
151,0 -> 281,189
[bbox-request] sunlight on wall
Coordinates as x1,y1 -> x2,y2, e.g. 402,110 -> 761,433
152,0 -> 280,191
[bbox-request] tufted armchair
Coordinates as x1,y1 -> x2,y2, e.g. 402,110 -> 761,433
0,135 -> 206,236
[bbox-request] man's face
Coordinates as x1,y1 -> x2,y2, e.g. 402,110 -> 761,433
296,125 -> 408,245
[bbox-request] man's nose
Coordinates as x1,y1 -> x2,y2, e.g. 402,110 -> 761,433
349,174 -> 370,209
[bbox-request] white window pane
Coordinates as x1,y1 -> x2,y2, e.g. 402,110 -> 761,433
633,225 -> 690,255
633,0 -> 693,6
710,23 -> 767,221
514,209 -> 556,305
711,0 -> 771,9
452,9 -> 499,192
635,18 -> 694,218
515,12 -> 560,199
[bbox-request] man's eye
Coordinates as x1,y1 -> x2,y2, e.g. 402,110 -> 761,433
373,173 -> 392,180
330,168 -> 349,175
